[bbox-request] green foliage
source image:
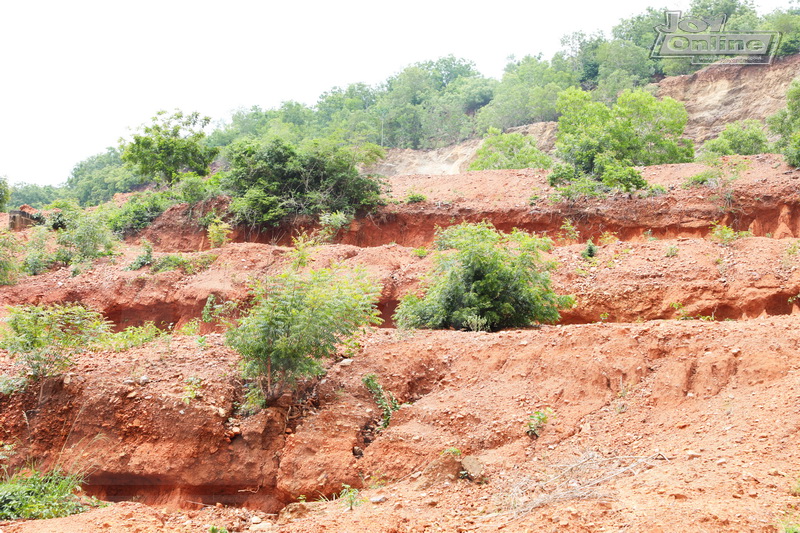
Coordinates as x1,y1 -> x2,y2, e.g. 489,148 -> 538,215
8,182 -> 64,210
476,55 -> 577,131
151,253 -> 217,275
1,304 -> 112,379
0,230 -> 21,285
394,222 -> 574,332
318,211 -> 352,242
106,191 -> 176,237
23,227 -> 54,276
703,120 -> 768,156
526,408 -> 554,438
207,219 -> 232,248
174,172 -> 216,205
224,137 -> 384,227
362,373 -> 400,430
405,192 -> 427,203
710,221 -> 751,245
181,377 -> 203,405
0,177 -> 9,211
226,264 -> 381,402
55,210 -> 117,264
554,87 -> 692,192
99,322 -> 164,352
411,247 -> 430,258
0,468 -> 89,520
581,240 -> 598,259
548,175 -> 608,203
67,147 -> 144,206
469,128 -> 552,171
338,484 -> 364,511
120,109 -> 219,184
126,239 -> 154,270
769,79 -> 800,167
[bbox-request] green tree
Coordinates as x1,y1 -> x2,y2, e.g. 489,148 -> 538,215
394,222 -> 573,332
67,148 -> 143,206
224,137 -> 384,227
554,87 -> 693,190
121,110 -> 219,184
0,177 -> 9,211
8,182 -> 63,209
226,264 -> 381,403
476,55 -> 577,131
768,79 -> 800,166
703,119 -> 768,155
469,128 -> 552,170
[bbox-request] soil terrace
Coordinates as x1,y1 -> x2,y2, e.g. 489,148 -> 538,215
1,154 -> 800,532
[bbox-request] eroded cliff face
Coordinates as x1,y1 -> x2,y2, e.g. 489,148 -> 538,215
657,54 -> 800,144
370,55 -> 800,177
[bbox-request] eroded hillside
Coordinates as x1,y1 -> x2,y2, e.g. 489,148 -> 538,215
1,154 -> 800,532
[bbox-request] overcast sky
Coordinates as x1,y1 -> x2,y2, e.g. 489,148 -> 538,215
0,0 -> 791,186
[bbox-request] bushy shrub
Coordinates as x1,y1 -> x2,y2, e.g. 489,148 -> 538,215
106,191 -> 176,237
224,137 -> 384,227
55,211 -> 116,263
0,304 -> 112,379
0,468 -> 88,520
226,265 -> 381,403
394,222 -> 574,331
469,128 -> 552,171
207,218 -> 232,248
0,230 -> 21,285
703,119 -> 768,156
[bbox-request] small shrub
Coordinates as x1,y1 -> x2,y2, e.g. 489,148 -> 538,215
703,119 -> 768,156
549,176 -> 608,203
598,231 -> 618,245
151,253 -> 217,275
470,128 -> 552,171
99,322 -> 164,352
405,192 -> 427,203
526,408 -> 554,438
339,484 -> 364,511
362,373 -> 400,430
559,219 -> 580,242
441,447 -> 462,457
581,240 -> 598,259
683,170 -> 716,188
54,211 -> 116,265
22,227 -> 54,276
0,468 -> 90,520
181,377 -> 203,405
107,191 -> 176,237
0,230 -> 21,285
0,304 -> 112,379
226,265 -> 382,402
411,247 -> 429,258
207,218 -> 232,248
126,239 -> 154,270
318,211 -> 352,242
710,221 -> 751,245
665,245 -> 679,257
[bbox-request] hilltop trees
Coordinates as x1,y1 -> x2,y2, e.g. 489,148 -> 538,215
552,87 -> 693,191
769,79 -> 800,167
121,110 -> 219,185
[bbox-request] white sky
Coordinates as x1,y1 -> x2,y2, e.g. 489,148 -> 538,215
0,0 -> 791,186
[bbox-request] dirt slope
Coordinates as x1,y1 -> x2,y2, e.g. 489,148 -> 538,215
3,155 -> 800,532
369,55 -> 800,178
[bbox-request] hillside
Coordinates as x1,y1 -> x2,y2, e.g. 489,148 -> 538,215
369,55 -> 800,177
2,152 -> 800,532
